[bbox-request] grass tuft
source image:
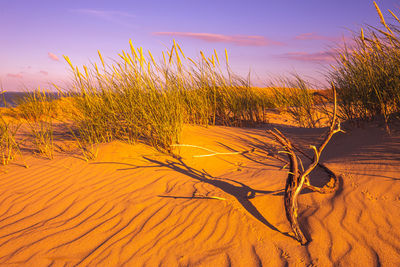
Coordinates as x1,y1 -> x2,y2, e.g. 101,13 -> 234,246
62,40 -> 278,156
329,2 -> 400,129
270,75 -> 322,128
0,116 -> 22,166
17,89 -> 56,159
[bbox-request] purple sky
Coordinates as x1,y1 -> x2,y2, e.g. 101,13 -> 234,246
1,0 -> 399,91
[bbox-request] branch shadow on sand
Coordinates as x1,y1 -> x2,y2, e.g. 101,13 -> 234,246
139,156 -> 292,239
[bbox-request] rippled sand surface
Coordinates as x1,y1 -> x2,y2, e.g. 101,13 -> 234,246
0,124 -> 399,266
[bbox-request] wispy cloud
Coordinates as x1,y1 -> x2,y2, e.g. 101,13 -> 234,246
294,32 -> 340,42
48,52 -> 59,61
73,8 -> 135,19
280,50 -> 337,63
7,73 -> 23,78
39,70 -> 49,76
71,9 -> 136,28
153,32 -> 283,46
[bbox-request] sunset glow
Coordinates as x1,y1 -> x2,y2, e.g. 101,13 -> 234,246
1,0 -> 398,91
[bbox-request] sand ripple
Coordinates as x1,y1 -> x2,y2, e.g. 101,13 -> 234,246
0,125 -> 399,266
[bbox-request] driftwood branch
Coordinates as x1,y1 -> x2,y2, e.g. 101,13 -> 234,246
267,85 -> 342,245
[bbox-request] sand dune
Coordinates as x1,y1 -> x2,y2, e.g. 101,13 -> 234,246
0,123 -> 399,266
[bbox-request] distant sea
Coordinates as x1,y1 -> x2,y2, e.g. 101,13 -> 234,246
0,92 -> 60,107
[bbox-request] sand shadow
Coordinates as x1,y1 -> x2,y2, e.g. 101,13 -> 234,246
215,141 -> 283,170
141,156 -> 291,238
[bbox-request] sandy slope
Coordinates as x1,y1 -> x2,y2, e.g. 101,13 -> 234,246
0,122 -> 399,266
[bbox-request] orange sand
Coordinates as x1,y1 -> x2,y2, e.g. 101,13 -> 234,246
0,120 -> 399,266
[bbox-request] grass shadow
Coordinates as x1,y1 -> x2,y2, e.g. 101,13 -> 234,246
140,156 -> 292,239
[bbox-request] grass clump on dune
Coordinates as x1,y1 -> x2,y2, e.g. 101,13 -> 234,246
271,74 -> 331,128
64,44 -> 186,154
329,2 -> 400,129
0,116 -> 22,166
63,41 -> 277,156
16,89 -> 57,159
3,41 -> 329,161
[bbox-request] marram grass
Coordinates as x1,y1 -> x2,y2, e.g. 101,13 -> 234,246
16,89 -> 56,159
4,41 -> 335,162
2,1 -> 400,164
62,40 -> 279,157
329,1 -> 400,129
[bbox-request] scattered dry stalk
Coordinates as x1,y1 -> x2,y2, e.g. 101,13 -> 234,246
171,144 -> 255,158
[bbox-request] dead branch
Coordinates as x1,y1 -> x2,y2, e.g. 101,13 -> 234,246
267,85 -> 342,245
